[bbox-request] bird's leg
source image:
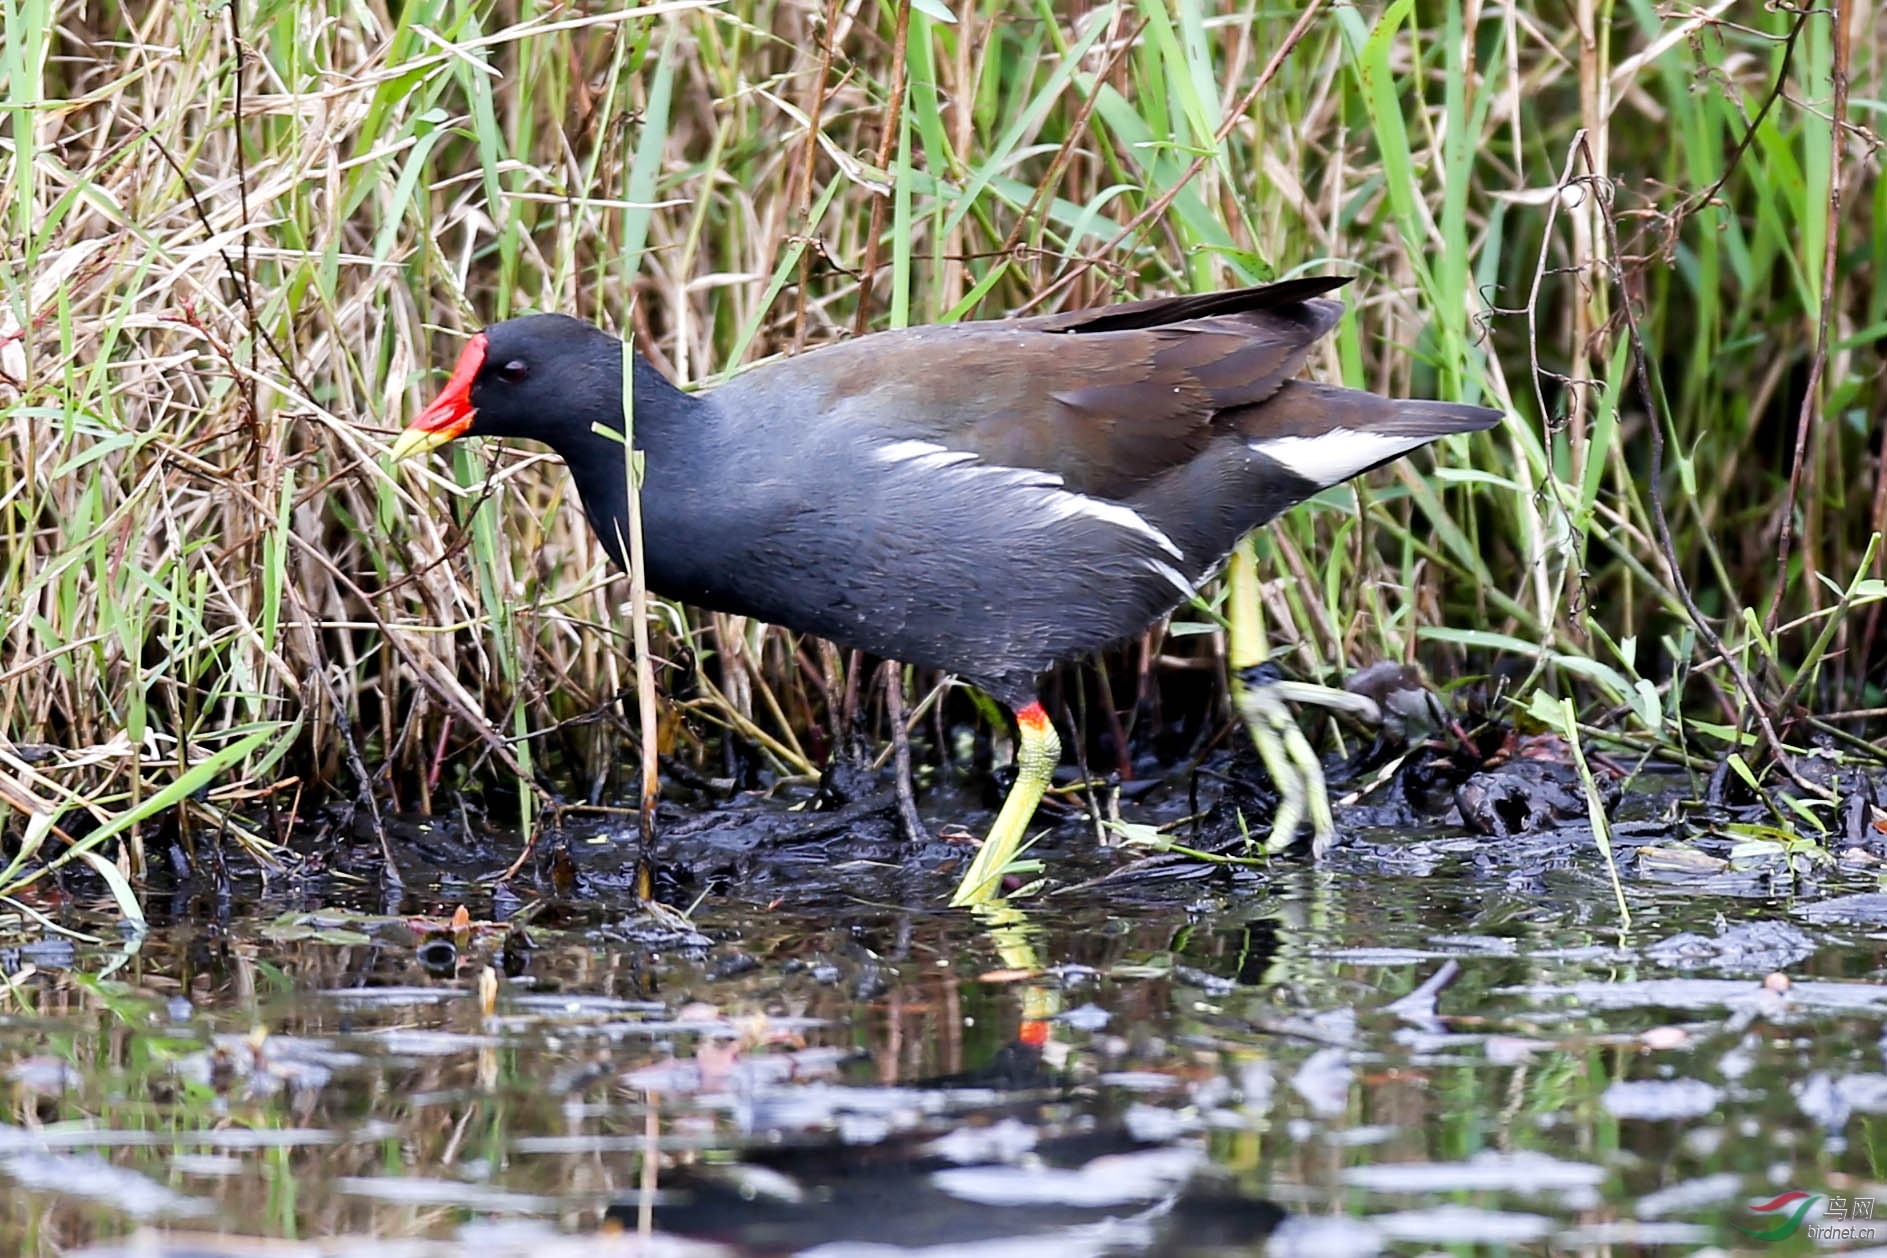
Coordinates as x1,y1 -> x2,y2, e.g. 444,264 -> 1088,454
815,649 -> 876,808
950,702 -> 1060,907
1240,683 -> 1312,850
881,660 -> 927,843
1236,677 -> 1384,858
839,648 -> 867,754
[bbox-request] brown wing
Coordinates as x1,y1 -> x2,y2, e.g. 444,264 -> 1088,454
1010,274 -> 1349,334
755,277 -> 1350,500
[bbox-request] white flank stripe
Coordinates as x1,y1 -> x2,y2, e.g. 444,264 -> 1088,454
1251,429 -> 1436,488
873,439 -> 1183,559
1148,557 -> 1196,598
874,438 -> 948,461
873,438 -> 981,472
1046,493 -> 1183,558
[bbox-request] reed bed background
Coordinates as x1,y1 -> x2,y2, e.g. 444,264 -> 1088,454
0,0 -> 1880,904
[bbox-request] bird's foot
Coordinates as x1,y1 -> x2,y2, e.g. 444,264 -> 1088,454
1235,672 -> 1391,858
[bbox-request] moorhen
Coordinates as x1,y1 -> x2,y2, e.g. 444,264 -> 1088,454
388,276 -> 1501,903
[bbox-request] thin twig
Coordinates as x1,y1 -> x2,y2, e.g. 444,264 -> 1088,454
1019,0 -> 1325,314
791,0 -> 844,352
1764,0 -> 1848,640
993,15 -> 1149,267
137,128 -> 315,402
1586,135 -> 1830,803
1658,8 -> 1813,261
852,0 -> 914,336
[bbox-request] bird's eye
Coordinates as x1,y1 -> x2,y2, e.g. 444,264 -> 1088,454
496,359 -> 528,384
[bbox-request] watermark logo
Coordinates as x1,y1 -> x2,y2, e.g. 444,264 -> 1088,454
1735,1192 -> 1821,1241
1735,1191 -> 1877,1242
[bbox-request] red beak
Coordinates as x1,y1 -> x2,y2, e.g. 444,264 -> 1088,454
389,332 -> 487,461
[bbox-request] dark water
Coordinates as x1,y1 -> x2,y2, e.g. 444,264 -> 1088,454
4,807 -> 1887,1257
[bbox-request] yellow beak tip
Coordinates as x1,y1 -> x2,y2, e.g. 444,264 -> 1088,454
387,428 -> 451,463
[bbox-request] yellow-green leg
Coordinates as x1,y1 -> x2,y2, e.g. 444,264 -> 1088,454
1236,677 -> 1385,858
951,702 -> 1060,907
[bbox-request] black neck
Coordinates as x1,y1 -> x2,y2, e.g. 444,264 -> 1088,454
558,354 -> 708,571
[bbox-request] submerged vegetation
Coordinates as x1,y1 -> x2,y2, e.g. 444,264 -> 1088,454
0,1 -> 1882,905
